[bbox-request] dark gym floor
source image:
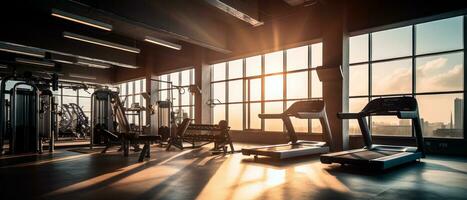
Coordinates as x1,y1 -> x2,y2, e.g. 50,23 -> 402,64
0,144 -> 466,200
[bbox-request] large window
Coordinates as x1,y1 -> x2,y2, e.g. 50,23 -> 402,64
211,43 -> 323,132
57,84 -> 94,127
118,78 -> 147,126
348,16 -> 464,138
157,68 -> 195,124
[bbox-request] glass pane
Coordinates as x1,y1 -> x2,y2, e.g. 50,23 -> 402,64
127,81 -> 134,95
62,96 -> 76,105
181,69 -> 191,86
228,80 -> 243,103
212,82 -> 226,103
170,72 -> 179,86
228,103 -> 243,130
190,106 -> 195,119
181,87 -> 190,106
79,88 -> 92,97
416,52 -> 464,93
159,75 -> 168,90
349,34 -> 369,63
63,88 -> 77,96
287,101 -> 308,133
120,83 -> 127,95
265,102 -> 283,132
311,43 -> 323,68
371,115 -> 412,136
417,94 -> 463,138
248,78 -> 261,101
246,55 -> 262,77
212,63 -> 226,81
349,64 -> 369,96
416,16 -> 463,55
127,96 -> 133,108
172,89 -> 179,106
191,69 -> 195,85
372,26 -> 412,60
311,71 -> 322,98
265,51 -> 283,74
159,90 -> 168,101
134,94 -> 141,105
142,78 -> 146,92
287,46 -> 308,71
228,59 -> 243,79
179,107 -> 190,119
348,98 -> 368,135
265,75 -> 283,100
372,59 -> 412,95
287,72 -> 308,99
213,104 -> 226,124
135,80 -> 141,94
311,119 -> 322,133
248,103 -> 261,129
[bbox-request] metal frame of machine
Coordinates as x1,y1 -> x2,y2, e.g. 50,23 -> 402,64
320,97 -> 426,170
242,100 -> 333,159
0,72 -> 58,155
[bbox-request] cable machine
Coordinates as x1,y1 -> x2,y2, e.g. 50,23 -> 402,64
0,72 -> 58,155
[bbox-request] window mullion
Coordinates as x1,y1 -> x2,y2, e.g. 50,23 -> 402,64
412,25 -> 417,138
368,33 -> 373,133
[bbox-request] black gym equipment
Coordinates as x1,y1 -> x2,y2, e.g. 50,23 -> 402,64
0,72 -> 59,155
166,119 -> 235,154
320,97 -> 426,170
242,100 -> 333,159
58,103 -> 90,138
90,88 -> 161,162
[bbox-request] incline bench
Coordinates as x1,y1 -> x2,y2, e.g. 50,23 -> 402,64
166,119 -> 234,154
93,89 -> 161,162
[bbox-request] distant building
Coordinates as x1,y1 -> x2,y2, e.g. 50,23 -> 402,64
434,128 -> 463,138
399,119 -> 410,126
454,98 -> 463,129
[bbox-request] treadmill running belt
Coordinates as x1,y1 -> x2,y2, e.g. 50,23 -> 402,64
259,144 -> 317,152
338,150 -> 400,160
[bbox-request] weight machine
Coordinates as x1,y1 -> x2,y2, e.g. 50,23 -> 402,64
90,88 -> 161,162
0,72 -> 59,155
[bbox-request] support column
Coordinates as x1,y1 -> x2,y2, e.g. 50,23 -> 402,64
321,2 -> 349,151
194,51 -> 212,124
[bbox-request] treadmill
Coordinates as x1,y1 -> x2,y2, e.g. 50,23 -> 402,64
320,97 -> 426,170
242,100 -> 333,159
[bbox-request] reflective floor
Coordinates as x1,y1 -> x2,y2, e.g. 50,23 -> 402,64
0,144 -> 466,200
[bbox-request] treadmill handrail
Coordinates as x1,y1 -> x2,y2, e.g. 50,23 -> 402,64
398,111 -> 419,119
295,112 -> 322,119
337,112 -> 361,119
258,113 -> 283,119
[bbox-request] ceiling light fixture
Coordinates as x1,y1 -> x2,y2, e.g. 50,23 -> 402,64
51,9 -> 113,31
205,0 -> 264,27
63,32 -> 140,54
46,52 -> 77,65
69,73 -> 97,80
0,64 -> 8,69
77,58 -> 112,69
0,42 -> 45,58
144,36 -> 182,50
16,58 -> 55,67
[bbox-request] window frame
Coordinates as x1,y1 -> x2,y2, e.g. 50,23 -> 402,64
156,68 -> 196,123
347,14 -> 466,140
210,42 -> 323,133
